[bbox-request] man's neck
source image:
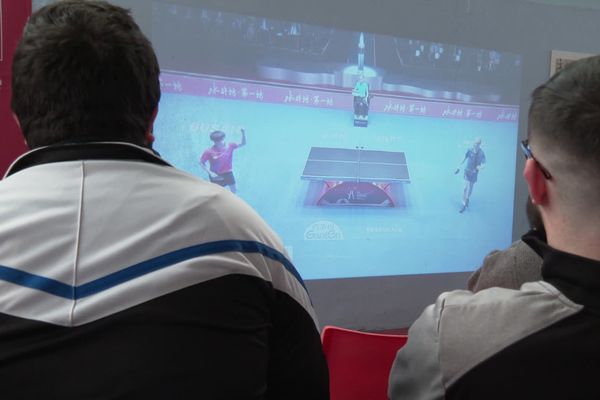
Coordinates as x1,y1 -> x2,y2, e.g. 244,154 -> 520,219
547,223 -> 600,262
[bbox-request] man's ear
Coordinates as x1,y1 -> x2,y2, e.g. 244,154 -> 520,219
11,112 -> 21,129
144,107 -> 158,146
146,132 -> 155,145
12,113 -> 28,148
524,158 -> 548,205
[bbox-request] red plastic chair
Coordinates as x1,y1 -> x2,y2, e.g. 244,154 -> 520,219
321,325 -> 408,400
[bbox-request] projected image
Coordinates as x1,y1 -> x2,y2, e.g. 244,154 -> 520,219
151,2 -> 521,280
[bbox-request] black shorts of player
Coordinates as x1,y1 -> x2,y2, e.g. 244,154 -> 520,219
464,169 -> 479,183
353,96 -> 368,114
210,171 -> 236,186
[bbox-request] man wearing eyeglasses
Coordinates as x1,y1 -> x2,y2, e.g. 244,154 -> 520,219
389,55 -> 600,399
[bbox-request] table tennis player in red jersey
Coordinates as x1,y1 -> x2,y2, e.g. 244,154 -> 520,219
200,128 -> 246,193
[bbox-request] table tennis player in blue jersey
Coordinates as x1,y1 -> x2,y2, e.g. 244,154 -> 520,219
455,138 -> 486,213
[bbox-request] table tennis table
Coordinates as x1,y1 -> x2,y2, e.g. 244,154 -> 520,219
301,147 -> 410,207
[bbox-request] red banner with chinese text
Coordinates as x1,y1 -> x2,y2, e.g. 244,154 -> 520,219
160,72 -> 520,123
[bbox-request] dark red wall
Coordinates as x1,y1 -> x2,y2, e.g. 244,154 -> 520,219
0,1 -> 31,177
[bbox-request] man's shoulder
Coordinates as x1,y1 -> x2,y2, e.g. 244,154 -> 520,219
469,239 -> 543,290
440,281 -> 558,310
440,279 -> 580,318
124,164 -> 264,235
480,239 -> 539,269
414,283 -> 570,344
427,284 -> 582,387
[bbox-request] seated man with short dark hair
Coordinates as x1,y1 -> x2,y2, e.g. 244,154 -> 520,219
0,2 -> 328,398
389,55 -> 600,399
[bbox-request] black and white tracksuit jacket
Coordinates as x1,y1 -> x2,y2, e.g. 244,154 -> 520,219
0,142 -> 328,399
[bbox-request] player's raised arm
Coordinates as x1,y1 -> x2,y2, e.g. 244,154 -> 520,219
238,128 -> 246,147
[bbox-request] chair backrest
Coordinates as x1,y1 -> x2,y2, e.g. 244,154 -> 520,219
321,325 -> 408,400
